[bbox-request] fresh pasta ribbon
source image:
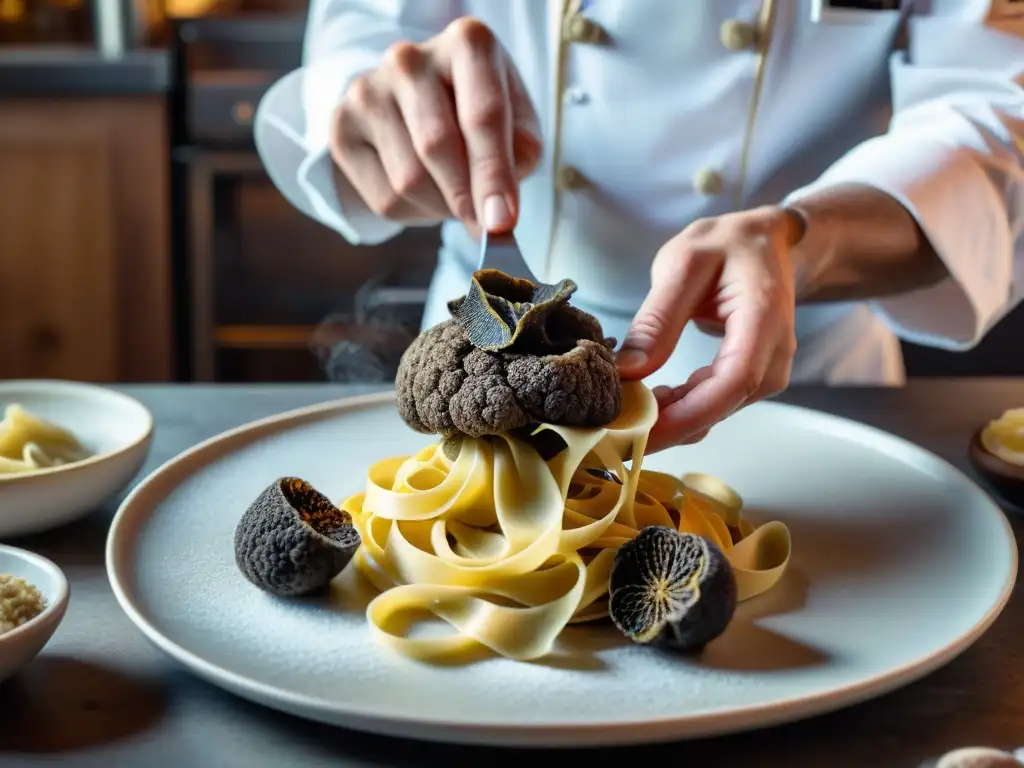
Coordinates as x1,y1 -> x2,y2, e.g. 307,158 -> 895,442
0,404 -> 91,475
340,381 -> 792,663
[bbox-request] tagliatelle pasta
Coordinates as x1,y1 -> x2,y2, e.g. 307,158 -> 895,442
0,404 -> 91,475
339,381 -> 792,663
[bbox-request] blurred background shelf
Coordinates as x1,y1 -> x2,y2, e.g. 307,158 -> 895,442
1,0 -> 1021,385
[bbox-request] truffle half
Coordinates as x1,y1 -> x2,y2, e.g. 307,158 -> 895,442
234,477 -> 361,597
395,269 -> 622,440
608,526 -> 737,653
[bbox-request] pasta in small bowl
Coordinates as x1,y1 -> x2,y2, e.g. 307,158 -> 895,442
0,380 -> 153,538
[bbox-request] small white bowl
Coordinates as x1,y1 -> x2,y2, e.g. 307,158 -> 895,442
0,544 -> 69,681
0,380 -> 153,538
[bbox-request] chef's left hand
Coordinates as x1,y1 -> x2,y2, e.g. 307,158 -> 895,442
616,205 -> 806,454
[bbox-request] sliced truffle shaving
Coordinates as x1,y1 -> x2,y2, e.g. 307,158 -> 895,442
448,269 -> 579,353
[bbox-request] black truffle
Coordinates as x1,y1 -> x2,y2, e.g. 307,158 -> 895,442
234,477 -> 361,597
395,269 -> 622,440
608,526 -> 737,653
586,467 -> 622,485
449,270 -> 600,353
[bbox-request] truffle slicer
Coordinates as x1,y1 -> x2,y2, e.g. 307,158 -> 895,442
477,229 -> 536,282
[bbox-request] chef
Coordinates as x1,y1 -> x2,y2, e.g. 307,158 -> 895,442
254,0 -> 1024,452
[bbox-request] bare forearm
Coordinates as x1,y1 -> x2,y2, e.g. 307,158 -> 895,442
783,183 -> 949,304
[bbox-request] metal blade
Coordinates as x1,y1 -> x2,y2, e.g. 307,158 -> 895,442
476,229 -> 536,281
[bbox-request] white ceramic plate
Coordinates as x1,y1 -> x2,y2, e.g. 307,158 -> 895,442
0,380 -> 153,538
106,391 -> 1017,747
0,544 -> 69,681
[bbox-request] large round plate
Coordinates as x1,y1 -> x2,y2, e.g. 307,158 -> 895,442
106,391 -> 1017,747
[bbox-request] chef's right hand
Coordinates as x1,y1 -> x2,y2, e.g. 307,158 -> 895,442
329,17 -> 542,234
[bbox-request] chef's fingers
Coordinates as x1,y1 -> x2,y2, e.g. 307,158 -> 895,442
388,42 -> 477,224
616,244 -> 720,380
652,332 -> 794,449
330,145 -> 430,221
369,90 -> 452,218
505,62 -> 543,179
645,367 -> 716,453
440,18 -> 518,232
737,335 -> 796,411
331,75 -> 439,221
648,298 -> 779,446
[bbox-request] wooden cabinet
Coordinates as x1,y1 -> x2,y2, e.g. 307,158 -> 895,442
0,97 -> 173,382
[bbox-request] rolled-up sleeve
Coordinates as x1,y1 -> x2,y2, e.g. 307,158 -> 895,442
784,15 -> 1024,351
253,0 -> 461,245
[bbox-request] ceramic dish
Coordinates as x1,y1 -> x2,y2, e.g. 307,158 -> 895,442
106,391 -> 1017,747
0,544 -> 69,681
968,427 -> 1024,511
0,380 -> 153,538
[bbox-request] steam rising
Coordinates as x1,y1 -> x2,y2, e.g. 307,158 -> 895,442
309,275 -> 427,383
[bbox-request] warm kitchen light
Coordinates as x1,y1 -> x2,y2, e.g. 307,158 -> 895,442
0,0 -> 23,23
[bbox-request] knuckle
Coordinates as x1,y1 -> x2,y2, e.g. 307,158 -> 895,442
344,75 -> 376,113
390,163 -> 428,197
733,368 -> 762,401
683,216 -> 717,238
470,154 -> 514,187
463,97 -> 507,131
383,41 -> 424,76
448,189 -> 475,219
628,310 -> 672,342
412,122 -> 453,159
651,243 -> 702,283
368,192 -> 404,219
762,368 -> 791,397
449,16 -> 496,53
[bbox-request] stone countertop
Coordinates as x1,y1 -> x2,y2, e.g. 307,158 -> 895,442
0,379 -> 1022,768
0,48 -> 170,95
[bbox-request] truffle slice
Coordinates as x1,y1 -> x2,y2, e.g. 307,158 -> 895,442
447,269 -> 599,354
608,526 -> 737,653
234,477 -> 361,597
585,467 -> 622,485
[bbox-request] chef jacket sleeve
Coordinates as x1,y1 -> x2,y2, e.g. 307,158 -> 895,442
783,15 -> 1024,352
253,0 -> 462,246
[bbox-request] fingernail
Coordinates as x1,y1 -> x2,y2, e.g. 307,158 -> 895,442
652,385 -> 672,401
616,348 -> 648,371
483,194 -> 513,232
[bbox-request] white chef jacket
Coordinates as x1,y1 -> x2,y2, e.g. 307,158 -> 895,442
254,0 -> 1024,389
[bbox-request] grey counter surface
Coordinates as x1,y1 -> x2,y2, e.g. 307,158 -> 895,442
0,48 -> 170,95
1,379 -> 1023,768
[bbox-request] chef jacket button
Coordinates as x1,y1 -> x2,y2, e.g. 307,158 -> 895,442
564,85 -> 589,105
720,19 -> 757,51
693,167 -> 725,195
562,13 -> 605,44
557,165 -> 589,190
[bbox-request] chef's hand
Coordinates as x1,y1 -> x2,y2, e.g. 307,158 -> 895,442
616,205 -> 806,454
328,17 -> 542,234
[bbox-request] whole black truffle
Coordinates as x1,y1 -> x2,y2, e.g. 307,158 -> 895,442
234,477 -> 361,598
608,526 -> 737,653
395,269 -> 622,440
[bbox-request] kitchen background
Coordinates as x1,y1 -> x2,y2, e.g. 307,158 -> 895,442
1,0 -> 1020,386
